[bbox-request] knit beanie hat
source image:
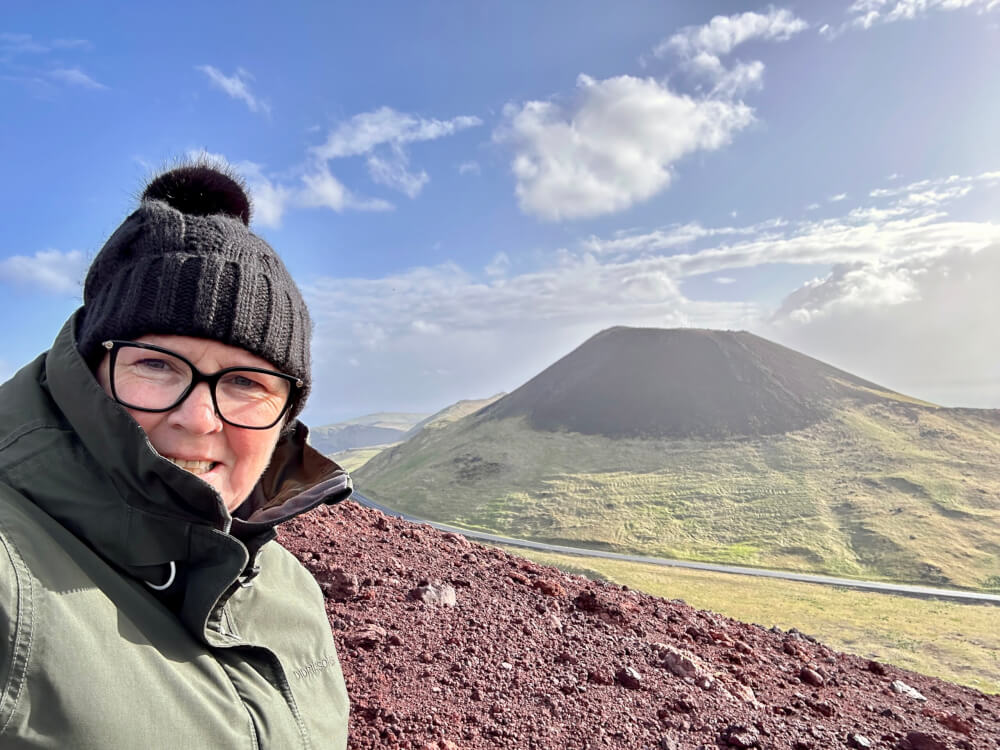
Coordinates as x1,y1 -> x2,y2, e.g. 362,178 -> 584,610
77,163 -> 312,419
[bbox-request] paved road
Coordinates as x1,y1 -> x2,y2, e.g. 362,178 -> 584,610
351,490 -> 1000,606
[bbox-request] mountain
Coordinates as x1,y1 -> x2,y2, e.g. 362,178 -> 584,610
355,327 -> 1000,590
281,501 -> 1000,748
309,412 -> 429,455
481,326 -> 899,439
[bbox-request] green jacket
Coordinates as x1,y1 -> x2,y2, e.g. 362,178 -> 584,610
0,313 -> 351,749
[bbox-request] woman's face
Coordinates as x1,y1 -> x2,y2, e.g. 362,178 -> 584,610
96,334 -> 285,511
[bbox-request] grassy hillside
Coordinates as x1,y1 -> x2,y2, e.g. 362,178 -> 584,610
355,399 -> 1000,590
505,546 -> 1000,695
402,394 -> 505,439
329,445 -> 395,473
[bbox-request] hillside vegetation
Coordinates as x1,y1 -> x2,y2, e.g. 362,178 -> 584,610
356,328 -> 1000,590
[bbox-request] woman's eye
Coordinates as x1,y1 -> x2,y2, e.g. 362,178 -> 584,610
136,358 -> 172,372
227,374 -> 261,389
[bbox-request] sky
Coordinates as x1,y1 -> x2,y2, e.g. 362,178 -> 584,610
3,1 -> 1000,425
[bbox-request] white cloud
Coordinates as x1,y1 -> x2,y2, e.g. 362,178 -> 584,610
583,218 -> 787,255
714,276 -> 737,284
299,166 -> 393,213
458,161 -> 481,176
197,65 -> 269,114
658,8 -> 807,96
312,107 -> 481,160
496,8 -> 805,223
844,0 -> 999,31
48,67 -> 105,90
498,74 -> 753,221
0,32 -> 49,57
485,252 -> 511,277
308,106 -> 480,201
582,170 -> 1000,278
0,249 -> 88,295
411,319 -> 443,335
367,151 -> 429,198
660,8 -> 809,59
829,192 -> 848,202
768,245 -> 1000,406
1,35 -> 103,93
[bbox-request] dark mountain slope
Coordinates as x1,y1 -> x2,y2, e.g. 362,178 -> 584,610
482,326 -> 901,439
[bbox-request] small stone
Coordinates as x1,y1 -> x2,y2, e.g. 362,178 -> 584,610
408,582 -> 458,607
800,667 -> 825,687
720,724 -> 760,748
616,666 -> 643,690
316,566 -> 359,602
922,707 -> 974,735
867,660 -> 888,676
441,532 -> 470,547
587,669 -> 614,686
654,643 -> 711,681
901,731 -> 947,750
848,733 -> 873,749
890,680 -> 927,702
343,624 -> 386,650
533,579 -> 566,597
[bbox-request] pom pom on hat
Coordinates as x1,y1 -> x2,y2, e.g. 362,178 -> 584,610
142,163 -> 252,226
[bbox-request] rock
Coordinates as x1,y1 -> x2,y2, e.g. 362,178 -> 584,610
922,707 -> 974,735
587,669 -> 614,686
800,667 -> 825,687
572,590 -> 627,622
441,532 -> 470,547
848,733 -> 873,748
891,680 -> 927,702
533,579 -> 566,597
727,681 -> 759,706
900,731 -> 948,750
317,566 -> 359,601
653,642 -> 711,681
616,666 -> 642,690
343,625 -> 387,650
867,660 -> 888,676
408,582 -> 457,607
720,724 -> 761,748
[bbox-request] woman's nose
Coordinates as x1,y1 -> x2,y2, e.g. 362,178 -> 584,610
167,383 -> 223,433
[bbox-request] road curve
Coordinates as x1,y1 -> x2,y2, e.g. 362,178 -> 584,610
350,490 -> 1000,606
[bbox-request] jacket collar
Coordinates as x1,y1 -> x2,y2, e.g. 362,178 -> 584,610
17,310 -> 351,641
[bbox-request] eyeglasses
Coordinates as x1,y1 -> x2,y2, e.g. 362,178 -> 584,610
102,340 -> 302,430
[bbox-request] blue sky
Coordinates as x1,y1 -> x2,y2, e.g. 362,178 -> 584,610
3,1 -> 1000,424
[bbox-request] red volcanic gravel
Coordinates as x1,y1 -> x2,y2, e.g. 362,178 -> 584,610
278,501 -> 1000,749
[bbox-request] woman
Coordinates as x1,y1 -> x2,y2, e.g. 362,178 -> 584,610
0,164 -> 351,748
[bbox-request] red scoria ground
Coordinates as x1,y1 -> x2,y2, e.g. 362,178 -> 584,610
279,501 -> 1000,750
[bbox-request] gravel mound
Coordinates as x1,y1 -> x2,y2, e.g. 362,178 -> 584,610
278,502 -> 1000,749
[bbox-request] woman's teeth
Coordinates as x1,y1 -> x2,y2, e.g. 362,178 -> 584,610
166,458 -> 216,475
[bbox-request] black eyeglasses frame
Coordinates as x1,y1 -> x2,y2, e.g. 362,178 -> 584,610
102,339 -> 303,430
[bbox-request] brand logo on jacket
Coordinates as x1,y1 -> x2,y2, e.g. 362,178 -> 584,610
292,654 -> 332,680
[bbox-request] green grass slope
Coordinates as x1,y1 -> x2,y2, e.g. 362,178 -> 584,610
355,401 -> 1000,590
